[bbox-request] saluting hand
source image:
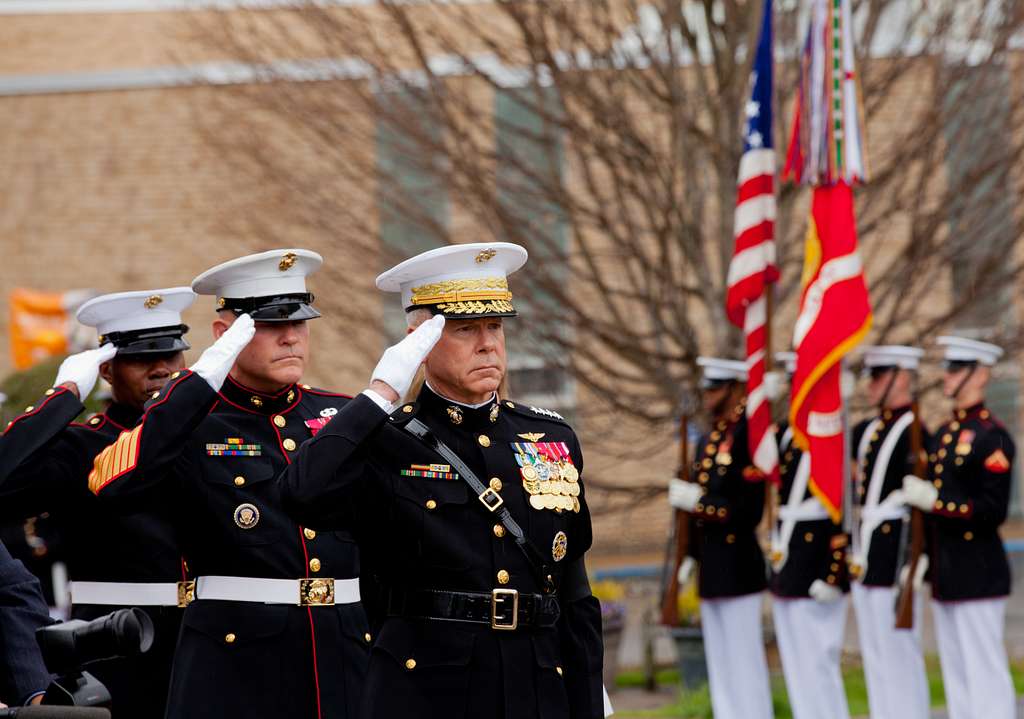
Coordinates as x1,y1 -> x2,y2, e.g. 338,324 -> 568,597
191,313 -> 256,392
54,343 -> 118,399
369,315 -> 445,402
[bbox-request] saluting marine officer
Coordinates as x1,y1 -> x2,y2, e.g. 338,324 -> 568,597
769,352 -> 850,719
89,250 -> 370,718
0,288 -> 194,716
278,242 -> 606,719
903,336 -> 1015,719
667,357 -> 772,719
849,345 -> 930,719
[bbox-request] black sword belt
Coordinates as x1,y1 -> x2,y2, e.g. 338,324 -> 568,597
386,587 -> 560,631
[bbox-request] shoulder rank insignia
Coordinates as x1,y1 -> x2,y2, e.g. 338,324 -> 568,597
304,417 -> 330,437
206,438 -> 262,457
518,432 -> 545,442
400,464 -> 458,480
530,406 -> 564,420
985,449 -> 1011,473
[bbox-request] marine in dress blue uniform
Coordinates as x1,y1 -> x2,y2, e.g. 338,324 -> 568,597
903,336 -> 1015,719
768,352 -> 851,719
849,345 -> 930,719
0,287 -> 195,717
279,243 -> 606,719
88,250 -> 369,719
667,357 -> 772,719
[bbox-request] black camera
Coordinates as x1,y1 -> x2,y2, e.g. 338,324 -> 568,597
34,609 -> 153,708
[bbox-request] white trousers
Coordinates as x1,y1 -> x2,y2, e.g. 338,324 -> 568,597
772,596 -> 851,719
850,583 -> 929,719
702,593 -> 774,719
933,598 -> 1015,719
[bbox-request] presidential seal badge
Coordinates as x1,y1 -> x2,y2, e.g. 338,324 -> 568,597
552,531 -> 568,562
233,503 -> 260,530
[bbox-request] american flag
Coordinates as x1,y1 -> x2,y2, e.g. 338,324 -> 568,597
726,0 -> 779,483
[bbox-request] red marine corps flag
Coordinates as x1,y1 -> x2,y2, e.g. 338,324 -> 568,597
726,0 -> 779,484
784,0 -> 871,522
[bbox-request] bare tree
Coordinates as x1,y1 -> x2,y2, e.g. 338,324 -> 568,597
188,0 -> 1024,472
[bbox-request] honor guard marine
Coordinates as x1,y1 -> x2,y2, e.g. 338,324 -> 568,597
279,243 -> 607,719
668,357 -> 772,719
850,345 -> 930,719
769,352 -> 851,719
0,287 -> 194,716
88,251 -> 369,718
903,336 -> 1015,719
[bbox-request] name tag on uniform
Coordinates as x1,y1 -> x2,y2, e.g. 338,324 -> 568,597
206,438 -> 262,456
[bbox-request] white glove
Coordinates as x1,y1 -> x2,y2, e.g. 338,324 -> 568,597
677,556 -> 696,586
668,479 -> 702,512
902,475 -> 938,512
763,371 -> 784,401
898,554 -> 929,592
809,578 -> 842,603
191,314 -> 256,392
370,315 -> 445,399
54,344 -> 117,399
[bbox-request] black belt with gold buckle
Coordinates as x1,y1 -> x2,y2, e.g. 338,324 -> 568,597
386,588 -> 560,631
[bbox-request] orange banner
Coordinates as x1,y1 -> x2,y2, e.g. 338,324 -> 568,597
9,289 -> 72,370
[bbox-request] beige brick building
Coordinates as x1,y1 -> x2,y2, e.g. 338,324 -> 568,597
1,1 -> 1021,559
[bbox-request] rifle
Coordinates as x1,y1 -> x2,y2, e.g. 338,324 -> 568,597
894,399 -> 926,629
660,411 -> 691,626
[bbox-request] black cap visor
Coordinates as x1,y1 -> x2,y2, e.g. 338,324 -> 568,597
102,325 -> 191,357
221,294 -> 321,322
943,359 -> 978,372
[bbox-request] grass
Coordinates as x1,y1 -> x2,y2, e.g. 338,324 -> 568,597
613,658 -> 1024,718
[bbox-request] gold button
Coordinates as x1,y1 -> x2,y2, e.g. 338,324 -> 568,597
402,405 -> 413,414
929,454 -> 937,462
964,531 -> 974,541
831,563 -> 840,572
304,528 -> 316,540
171,371 -> 181,379
826,575 -> 836,584
493,524 -> 505,538
935,500 -> 944,510
959,504 -> 970,514
478,435 -> 491,448
881,523 -> 891,534
273,415 -> 286,428
234,476 -> 246,487
44,388 -> 55,396
425,499 -> 438,510
695,503 -> 704,513
283,438 -> 297,451
24,406 -> 34,412
833,551 -> 843,560
505,401 -> 515,408
555,666 -> 564,676
955,458 -> 964,466
934,480 -> 943,488
935,465 -> 944,475
706,505 -> 716,514
225,633 -> 236,644
946,501 -> 956,512
804,532 -> 814,542
405,659 -> 416,670
938,449 -> 947,458
942,433 -> 953,444
950,421 -> 960,431
151,391 -> 160,399
497,570 -> 510,585
717,508 -> 726,518
309,558 -> 321,572
364,632 -> 372,643
489,478 -> 502,492
89,417 -> 101,425
725,533 -> 735,544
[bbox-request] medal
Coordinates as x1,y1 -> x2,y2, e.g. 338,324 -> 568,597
571,496 -> 581,513
530,495 -> 545,510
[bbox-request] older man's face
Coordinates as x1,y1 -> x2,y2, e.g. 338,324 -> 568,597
424,317 -> 506,404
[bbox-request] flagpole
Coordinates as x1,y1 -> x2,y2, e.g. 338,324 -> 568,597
841,358 -> 854,537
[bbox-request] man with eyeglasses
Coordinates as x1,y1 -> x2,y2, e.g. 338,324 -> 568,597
902,336 -> 1015,719
849,345 -> 930,719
